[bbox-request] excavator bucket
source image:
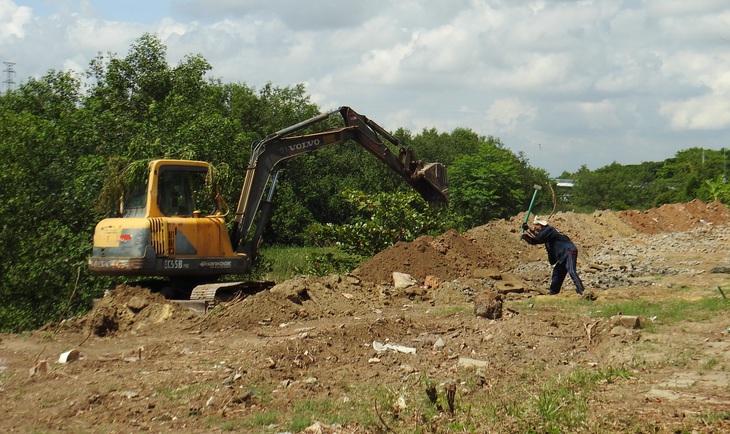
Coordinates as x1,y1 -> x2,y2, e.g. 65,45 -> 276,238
411,162 -> 449,205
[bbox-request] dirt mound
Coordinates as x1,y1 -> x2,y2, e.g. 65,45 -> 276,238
468,200 -> 730,272
80,285 -> 198,336
352,228 -> 499,285
200,272 -> 479,332
618,199 -> 730,233
201,275 -> 382,331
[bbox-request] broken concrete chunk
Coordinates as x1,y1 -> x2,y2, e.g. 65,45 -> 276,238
473,291 -> 503,319
612,315 -> 642,329
29,360 -> 48,377
458,357 -> 489,368
495,280 -> 524,294
393,272 -> 417,289
373,341 -> 417,354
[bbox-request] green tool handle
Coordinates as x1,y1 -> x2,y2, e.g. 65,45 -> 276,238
521,188 -> 539,234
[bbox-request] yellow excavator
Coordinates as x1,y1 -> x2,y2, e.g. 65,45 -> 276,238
88,106 -> 448,308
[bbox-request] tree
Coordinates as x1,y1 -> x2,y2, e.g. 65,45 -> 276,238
656,148 -> 727,204
0,71 -> 98,330
318,190 -> 444,256
700,176 -> 730,203
571,162 -> 663,210
447,135 -> 525,228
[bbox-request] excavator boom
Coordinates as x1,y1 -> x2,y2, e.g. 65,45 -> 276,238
232,106 -> 448,256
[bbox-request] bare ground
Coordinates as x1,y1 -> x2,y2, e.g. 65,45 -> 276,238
1,200 -> 729,433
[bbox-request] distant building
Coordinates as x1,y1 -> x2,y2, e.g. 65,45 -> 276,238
554,178 -> 575,203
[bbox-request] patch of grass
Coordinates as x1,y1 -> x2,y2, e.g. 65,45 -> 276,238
666,348 -> 703,368
222,365 -> 638,433
702,410 -> 730,425
522,293 -> 729,327
519,366 -> 635,432
594,365 -> 634,382
209,418 -> 239,432
700,357 -> 719,371
245,411 -> 280,429
255,246 -> 366,282
0,371 -> 13,384
532,384 -> 588,432
155,383 -> 208,401
592,296 -> 728,325
433,305 -> 470,316
229,384 -> 380,433
455,365 -> 633,433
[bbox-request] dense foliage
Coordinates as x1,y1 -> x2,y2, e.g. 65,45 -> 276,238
567,148 -> 730,210
317,189 -> 446,256
1,34 -> 727,331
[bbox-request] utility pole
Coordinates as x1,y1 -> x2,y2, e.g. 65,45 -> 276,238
3,61 -> 16,93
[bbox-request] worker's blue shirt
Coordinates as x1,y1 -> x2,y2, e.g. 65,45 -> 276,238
522,225 -> 577,265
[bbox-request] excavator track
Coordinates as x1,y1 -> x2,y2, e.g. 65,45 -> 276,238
186,280 -> 275,315
98,279 -> 275,316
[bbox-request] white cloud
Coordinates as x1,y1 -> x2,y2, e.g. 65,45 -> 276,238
0,0 -> 32,40
660,94 -> 730,130
5,0 -> 730,176
484,98 -> 536,130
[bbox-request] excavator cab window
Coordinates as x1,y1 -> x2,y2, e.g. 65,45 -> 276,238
122,182 -> 148,217
157,166 -> 214,217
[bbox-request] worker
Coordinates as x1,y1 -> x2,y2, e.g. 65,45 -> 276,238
521,215 -> 585,296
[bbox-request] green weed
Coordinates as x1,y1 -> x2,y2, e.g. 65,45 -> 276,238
246,411 -> 279,429
433,305 -> 470,316
255,246 -> 365,282
155,383 -> 208,401
0,371 -> 12,383
700,357 -> 719,371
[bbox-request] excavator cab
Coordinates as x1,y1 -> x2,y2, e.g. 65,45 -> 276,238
89,160 -> 248,278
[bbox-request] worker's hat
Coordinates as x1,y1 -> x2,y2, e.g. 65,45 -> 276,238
533,216 -> 548,226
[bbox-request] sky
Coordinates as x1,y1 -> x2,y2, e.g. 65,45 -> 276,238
2,0 -> 729,177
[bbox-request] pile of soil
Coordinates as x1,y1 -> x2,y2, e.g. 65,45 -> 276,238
203,200 -> 730,332
78,285 -> 198,337
352,228 -> 500,285
618,199 -> 730,233
201,274 -> 385,331
355,200 -> 730,283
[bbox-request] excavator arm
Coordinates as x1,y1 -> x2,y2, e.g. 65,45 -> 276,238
232,106 -> 448,260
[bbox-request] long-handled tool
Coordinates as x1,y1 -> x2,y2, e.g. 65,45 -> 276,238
521,184 -> 542,233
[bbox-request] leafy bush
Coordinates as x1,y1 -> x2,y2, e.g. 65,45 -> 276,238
317,189 -> 444,256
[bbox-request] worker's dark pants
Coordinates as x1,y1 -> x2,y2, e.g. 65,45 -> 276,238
550,249 -> 584,295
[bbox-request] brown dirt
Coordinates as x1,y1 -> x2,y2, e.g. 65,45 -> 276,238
1,201 -> 729,433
